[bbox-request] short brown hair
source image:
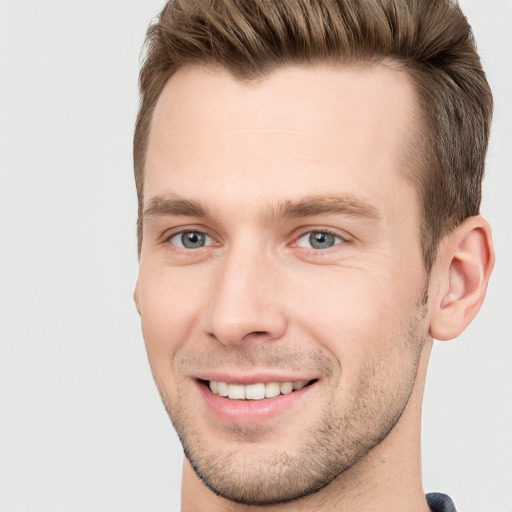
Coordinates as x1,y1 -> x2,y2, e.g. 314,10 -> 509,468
134,0 -> 492,271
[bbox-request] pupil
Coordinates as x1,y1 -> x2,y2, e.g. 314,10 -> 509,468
182,232 -> 205,248
309,232 -> 335,249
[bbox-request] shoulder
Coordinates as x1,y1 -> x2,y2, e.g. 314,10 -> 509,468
426,492 -> 457,512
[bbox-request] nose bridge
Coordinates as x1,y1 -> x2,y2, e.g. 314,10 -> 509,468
203,237 -> 286,346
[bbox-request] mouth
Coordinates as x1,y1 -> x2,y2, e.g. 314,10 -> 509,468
194,374 -> 320,425
199,378 -> 318,400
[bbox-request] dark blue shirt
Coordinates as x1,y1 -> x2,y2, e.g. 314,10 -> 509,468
426,493 -> 457,512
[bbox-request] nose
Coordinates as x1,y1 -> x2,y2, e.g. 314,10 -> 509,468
201,243 -> 287,347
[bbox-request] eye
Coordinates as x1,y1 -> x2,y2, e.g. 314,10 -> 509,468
169,231 -> 214,249
296,231 -> 344,250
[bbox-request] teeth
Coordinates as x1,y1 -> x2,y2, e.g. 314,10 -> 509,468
265,382 -> 281,398
245,383 -> 266,400
227,384 -> 245,400
208,380 -> 312,400
217,381 -> 229,397
293,380 -> 308,390
280,381 -> 293,394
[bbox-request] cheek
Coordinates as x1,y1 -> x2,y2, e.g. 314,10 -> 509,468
138,266 -> 210,376
293,275 -> 426,419
289,264 -> 424,366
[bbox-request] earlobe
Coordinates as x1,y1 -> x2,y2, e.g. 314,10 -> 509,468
429,216 -> 494,341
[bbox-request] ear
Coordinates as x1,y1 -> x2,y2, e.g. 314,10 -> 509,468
133,279 -> 142,316
429,216 -> 494,341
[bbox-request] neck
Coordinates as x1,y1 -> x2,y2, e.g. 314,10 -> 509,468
181,341 -> 433,512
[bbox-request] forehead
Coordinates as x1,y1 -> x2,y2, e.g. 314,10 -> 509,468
144,64 -> 418,220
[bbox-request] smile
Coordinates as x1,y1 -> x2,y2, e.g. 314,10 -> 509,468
196,377 -> 319,425
208,379 -> 311,400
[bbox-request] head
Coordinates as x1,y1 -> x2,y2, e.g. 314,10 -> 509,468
133,0 -> 494,507
134,0 -> 492,272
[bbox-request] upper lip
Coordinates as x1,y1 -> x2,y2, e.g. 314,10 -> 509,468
193,371 -> 319,385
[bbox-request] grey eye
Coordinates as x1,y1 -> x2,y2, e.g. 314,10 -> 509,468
170,231 -> 213,249
297,231 -> 343,250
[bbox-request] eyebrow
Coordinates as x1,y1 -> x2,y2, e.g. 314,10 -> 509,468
143,194 -> 209,219
143,193 -> 382,223
265,194 -> 382,223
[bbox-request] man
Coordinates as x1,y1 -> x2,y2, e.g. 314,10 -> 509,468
133,1 -> 494,510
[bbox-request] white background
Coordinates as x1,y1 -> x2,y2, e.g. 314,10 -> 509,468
0,1 -> 510,511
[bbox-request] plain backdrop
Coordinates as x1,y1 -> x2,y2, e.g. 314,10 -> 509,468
0,1 -> 510,511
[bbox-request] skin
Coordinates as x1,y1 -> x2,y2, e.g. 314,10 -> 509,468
134,64 -> 494,511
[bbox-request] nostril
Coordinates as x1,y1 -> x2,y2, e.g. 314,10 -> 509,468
239,330 -> 272,343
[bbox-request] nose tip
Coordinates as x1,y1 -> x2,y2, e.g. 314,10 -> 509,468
206,311 -> 286,347
201,253 -> 287,347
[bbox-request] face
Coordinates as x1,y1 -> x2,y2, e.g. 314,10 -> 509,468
135,64 -> 430,505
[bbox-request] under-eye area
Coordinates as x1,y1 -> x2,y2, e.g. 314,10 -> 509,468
200,379 -> 319,400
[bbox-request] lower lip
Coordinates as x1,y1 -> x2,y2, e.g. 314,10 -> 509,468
197,381 -> 316,426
